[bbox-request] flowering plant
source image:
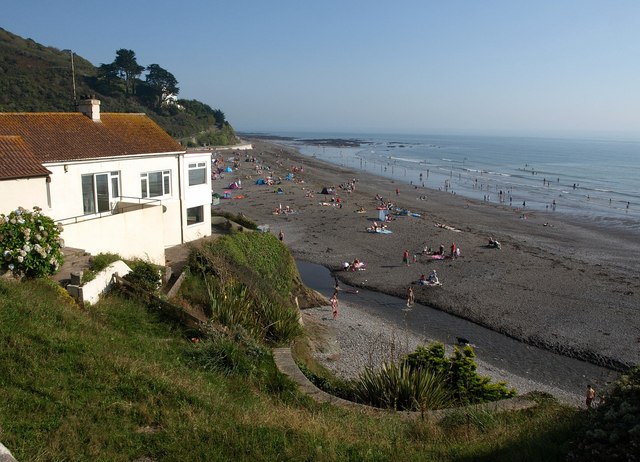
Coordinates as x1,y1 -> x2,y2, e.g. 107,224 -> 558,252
0,206 -> 64,278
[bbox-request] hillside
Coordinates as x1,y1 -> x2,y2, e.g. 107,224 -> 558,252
0,27 -> 237,145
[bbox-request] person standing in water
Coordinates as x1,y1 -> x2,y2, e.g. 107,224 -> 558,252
406,286 -> 414,307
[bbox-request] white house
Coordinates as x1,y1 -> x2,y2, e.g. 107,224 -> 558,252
0,98 -> 212,264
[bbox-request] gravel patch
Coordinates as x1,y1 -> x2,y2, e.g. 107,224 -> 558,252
303,303 -> 583,407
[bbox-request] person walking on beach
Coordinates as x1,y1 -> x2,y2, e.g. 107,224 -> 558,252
278,229 -> 284,241
406,286 -> 414,307
331,291 -> 339,320
586,384 -> 596,408
450,242 -> 457,259
403,249 -> 410,266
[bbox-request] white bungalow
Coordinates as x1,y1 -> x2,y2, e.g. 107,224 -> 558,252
0,98 -> 212,264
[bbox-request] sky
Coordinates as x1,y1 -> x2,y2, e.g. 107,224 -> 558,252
3,0 -> 640,138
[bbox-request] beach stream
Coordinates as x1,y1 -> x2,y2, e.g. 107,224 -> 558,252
297,260 -> 620,398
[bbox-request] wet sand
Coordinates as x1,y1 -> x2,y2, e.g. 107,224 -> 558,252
213,139 -> 640,371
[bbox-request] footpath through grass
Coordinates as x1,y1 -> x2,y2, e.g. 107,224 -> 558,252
0,277 -> 583,461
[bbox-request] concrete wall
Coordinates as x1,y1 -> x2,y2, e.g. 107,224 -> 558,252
60,205 -> 165,264
67,260 -> 131,305
0,177 -> 49,214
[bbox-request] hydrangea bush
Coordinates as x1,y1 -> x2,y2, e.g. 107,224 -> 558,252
0,206 -> 64,278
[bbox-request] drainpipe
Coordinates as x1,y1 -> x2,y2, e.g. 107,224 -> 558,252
177,154 -> 185,244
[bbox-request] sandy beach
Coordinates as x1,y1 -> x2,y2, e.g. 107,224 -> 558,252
212,139 -> 640,374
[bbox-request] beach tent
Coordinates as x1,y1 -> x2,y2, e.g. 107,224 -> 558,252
275,187 -> 284,194
321,186 -> 335,195
378,209 -> 389,221
225,166 -> 233,173
285,173 -> 294,181
255,178 -> 266,185
222,191 -> 232,199
228,182 -> 240,189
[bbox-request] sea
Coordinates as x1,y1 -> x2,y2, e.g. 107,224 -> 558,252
267,132 -> 640,233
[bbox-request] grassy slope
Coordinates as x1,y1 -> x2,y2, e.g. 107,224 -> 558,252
0,278 -> 581,461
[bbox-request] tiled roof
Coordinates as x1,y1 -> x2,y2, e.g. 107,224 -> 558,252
0,136 -> 51,180
0,113 -> 184,163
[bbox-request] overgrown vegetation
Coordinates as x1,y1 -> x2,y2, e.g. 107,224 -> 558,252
0,27 -> 239,144
299,342 -> 515,412
0,206 -> 64,278
567,365 -> 640,461
404,342 -> 516,405
81,252 -> 121,283
123,260 -> 163,293
183,231 -> 302,345
352,362 -> 452,411
211,210 -> 259,230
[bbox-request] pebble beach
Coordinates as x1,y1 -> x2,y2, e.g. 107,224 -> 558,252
211,139 -> 640,403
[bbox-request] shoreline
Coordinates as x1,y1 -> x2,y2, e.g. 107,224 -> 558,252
214,138 -> 640,373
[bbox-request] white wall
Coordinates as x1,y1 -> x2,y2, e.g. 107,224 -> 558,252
44,154 -> 181,221
73,260 -> 132,305
0,177 -> 49,214
60,204 -> 165,264
180,152 -> 212,243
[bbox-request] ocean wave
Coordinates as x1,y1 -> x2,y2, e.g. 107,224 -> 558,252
388,156 -> 422,164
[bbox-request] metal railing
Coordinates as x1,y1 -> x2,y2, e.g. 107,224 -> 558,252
55,196 -> 163,226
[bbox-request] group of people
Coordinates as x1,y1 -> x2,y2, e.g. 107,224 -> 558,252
343,259 -> 366,272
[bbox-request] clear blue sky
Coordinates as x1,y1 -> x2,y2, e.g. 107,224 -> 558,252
3,0 -> 640,138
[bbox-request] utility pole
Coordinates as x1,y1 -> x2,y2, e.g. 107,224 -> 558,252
70,50 -> 77,105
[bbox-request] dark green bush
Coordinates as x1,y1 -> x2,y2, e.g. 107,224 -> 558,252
568,365 -> 640,461
403,342 -> 516,405
124,260 -> 162,292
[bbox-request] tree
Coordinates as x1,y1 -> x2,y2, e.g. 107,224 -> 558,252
96,62 -> 121,94
113,49 -> 144,96
145,64 -> 179,108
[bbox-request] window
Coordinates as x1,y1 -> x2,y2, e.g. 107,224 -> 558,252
141,170 -> 171,198
82,172 -> 120,215
188,162 -> 207,186
186,206 -> 204,225
110,171 -> 120,198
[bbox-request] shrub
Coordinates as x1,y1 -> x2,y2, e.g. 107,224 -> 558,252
0,206 -> 64,278
568,365 -> 640,461
403,342 -> 516,405
123,260 -> 162,292
352,361 -> 451,411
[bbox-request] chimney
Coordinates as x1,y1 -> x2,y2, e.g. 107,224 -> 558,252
77,95 -> 101,122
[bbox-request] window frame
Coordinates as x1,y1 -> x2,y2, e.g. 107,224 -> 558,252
188,162 -> 207,186
141,170 -> 171,198
81,171 -> 120,215
186,205 -> 204,226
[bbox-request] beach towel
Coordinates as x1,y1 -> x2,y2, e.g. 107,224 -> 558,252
430,254 -> 447,260
376,229 -> 393,234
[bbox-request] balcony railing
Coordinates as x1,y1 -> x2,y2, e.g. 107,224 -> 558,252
55,196 -> 163,226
